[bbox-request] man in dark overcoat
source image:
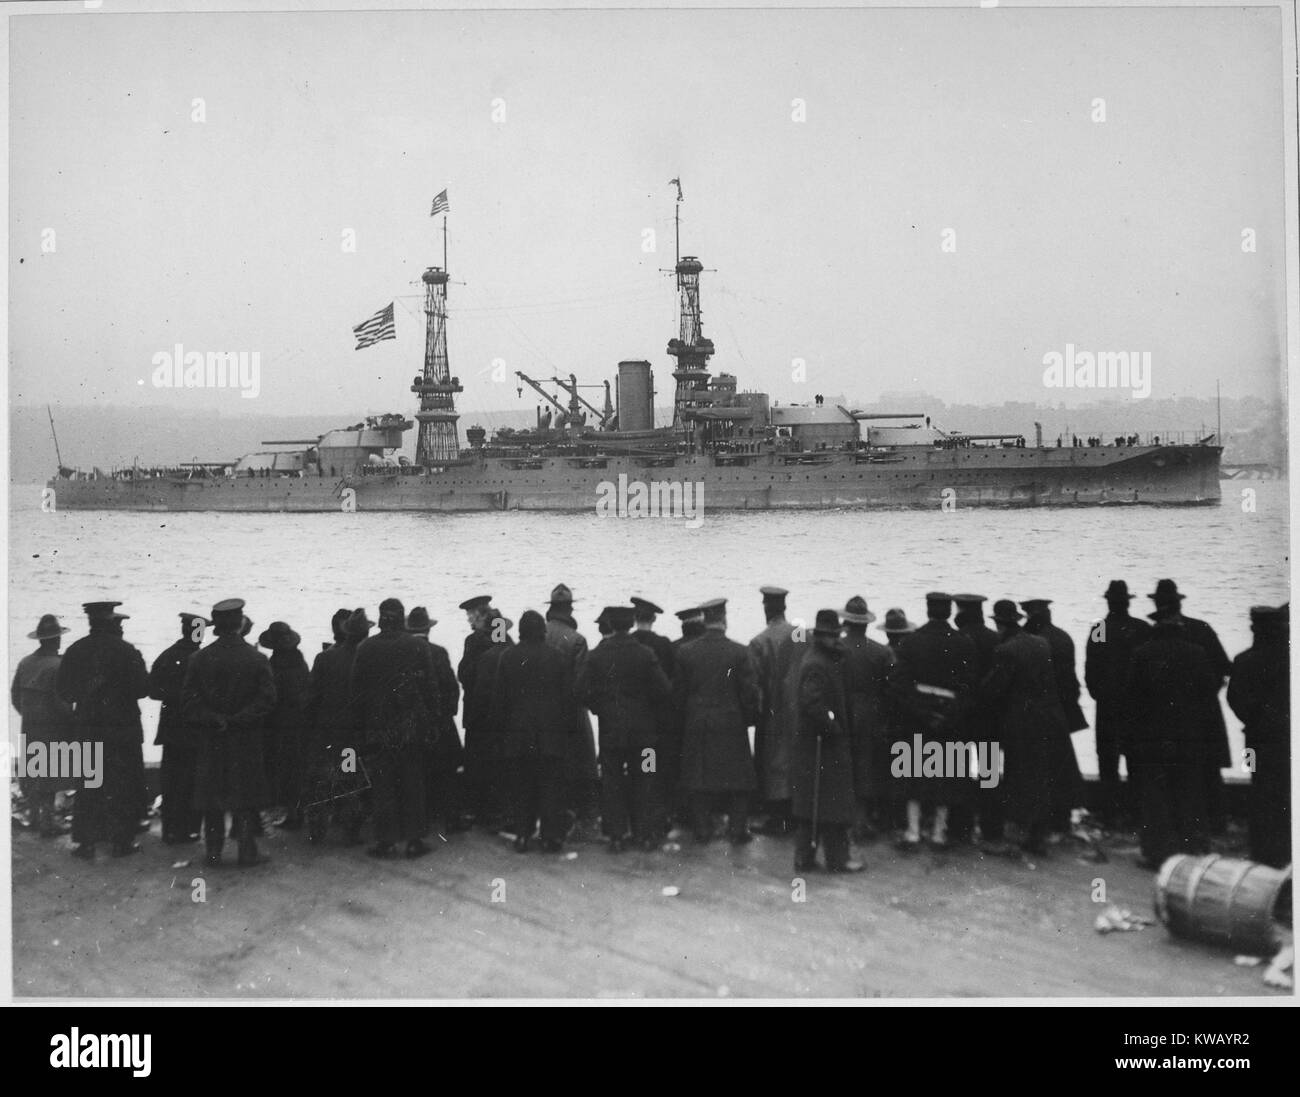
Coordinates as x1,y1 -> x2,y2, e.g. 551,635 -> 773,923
1226,604 -> 1290,868
182,598 -> 277,867
1127,613 -> 1219,869
1147,579 -> 1232,833
351,597 -> 441,858
466,609 -> 515,829
12,614 -> 75,837
149,612 -> 209,844
58,601 -> 150,860
979,600 -> 1070,856
494,610 -> 574,852
1083,580 -> 1151,828
748,586 -> 805,836
1021,598 -> 1086,828
889,592 -> 977,850
791,610 -> 864,873
839,596 -> 895,839
631,596 -> 678,832
408,606 -> 465,835
544,583 -> 600,840
302,608 -> 371,844
674,598 -> 761,845
577,605 -> 672,852
951,593 -> 1002,845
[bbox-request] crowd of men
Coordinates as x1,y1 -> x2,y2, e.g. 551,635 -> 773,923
11,580 -> 1291,875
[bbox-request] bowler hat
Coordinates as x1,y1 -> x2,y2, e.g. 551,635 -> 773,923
992,599 -> 1023,625
1148,579 -> 1184,604
1103,580 -> 1133,601
842,595 -> 876,625
813,609 -> 842,636
258,621 -> 301,650
28,614 -> 71,641
458,594 -> 492,612
880,608 -> 915,634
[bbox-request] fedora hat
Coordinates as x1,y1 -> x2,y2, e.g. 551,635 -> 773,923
842,595 -> 876,625
406,606 -> 437,633
28,614 -> 71,641
344,608 -> 375,638
1103,580 -> 1133,601
1148,579 -> 1184,603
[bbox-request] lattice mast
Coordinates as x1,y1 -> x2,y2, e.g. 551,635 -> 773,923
665,180 -> 715,440
411,253 -> 463,465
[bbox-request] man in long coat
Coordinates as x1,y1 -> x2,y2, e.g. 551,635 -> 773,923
1127,613 -> 1219,869
674,598 -> 761,844
458,594 -> 500,824
259,620 -> 310,829
182,598 -> 277,867
466,609 -> 515,829
148,612 -> 209,844
1147,579 -> 1232,833
577,605 -> 673,852
57,601 -> 150,859
889,592 -> 977,849
408,606 -> 465,835
839,596 -> 895,839
952,593 -> 1002,845
1021,598 -> 1086,828
493,610 -> 574,852
748,586 -> 803,835
1227,604 -> 1290,868
302,607 -> 371,843
791,610 -> 864,873
631,596 -> 677,833
544,584 -> 600,840
12,614 -> 75,837
979,600 -> 1071,856
1083,580 -> 1151,828
351,597 -> 441,858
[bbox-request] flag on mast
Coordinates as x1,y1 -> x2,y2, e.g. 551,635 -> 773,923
352,302 -> 395,350
430,189 -> 450,217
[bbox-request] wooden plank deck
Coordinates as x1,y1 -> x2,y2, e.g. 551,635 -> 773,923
11,823 -> 1281,999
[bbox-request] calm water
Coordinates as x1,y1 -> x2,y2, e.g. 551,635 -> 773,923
8,481 -> 1290,773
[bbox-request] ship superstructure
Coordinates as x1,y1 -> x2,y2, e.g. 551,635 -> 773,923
48,186 -> 1222,512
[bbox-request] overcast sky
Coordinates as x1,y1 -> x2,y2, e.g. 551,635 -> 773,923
9,5 -> 1290,427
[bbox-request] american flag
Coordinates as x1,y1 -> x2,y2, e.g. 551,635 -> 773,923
352,302 -> 395,350
430,189 -> 450,217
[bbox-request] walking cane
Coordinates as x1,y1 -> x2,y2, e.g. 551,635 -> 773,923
810,712 -> 829,855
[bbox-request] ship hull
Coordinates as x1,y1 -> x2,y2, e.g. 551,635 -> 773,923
47,444 -> 1222,513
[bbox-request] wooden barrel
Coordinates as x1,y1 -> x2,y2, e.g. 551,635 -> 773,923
1154,854 -> 1292,956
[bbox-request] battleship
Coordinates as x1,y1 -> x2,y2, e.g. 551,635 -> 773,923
48,194 -> 1222,513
